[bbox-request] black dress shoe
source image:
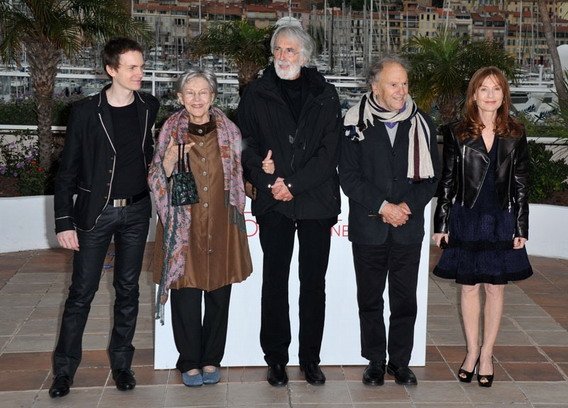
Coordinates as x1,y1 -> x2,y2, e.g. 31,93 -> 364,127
267,364 -> 288,386
49,375 -> 72,398
387,362 -> 417,385
362,361 -> 385,386
300,362 -> 326,385
112,368 -> 136,391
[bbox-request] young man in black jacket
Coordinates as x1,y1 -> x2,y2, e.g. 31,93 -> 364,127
49,38 -> 159,398
237,23 -> 342,387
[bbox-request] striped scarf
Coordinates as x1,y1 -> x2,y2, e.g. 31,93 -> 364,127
344,92 -> 435,180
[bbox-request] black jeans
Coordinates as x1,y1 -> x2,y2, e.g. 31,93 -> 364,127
257,211 -> 336,366
53,197 -> 150,378
171,285 -> 232,372
352,238 -> 422,367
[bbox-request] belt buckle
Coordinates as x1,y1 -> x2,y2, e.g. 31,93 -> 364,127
113,198 -> 128,207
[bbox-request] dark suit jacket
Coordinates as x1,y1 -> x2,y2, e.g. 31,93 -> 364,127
338,113 -> 440,245
54,85 -> 160,233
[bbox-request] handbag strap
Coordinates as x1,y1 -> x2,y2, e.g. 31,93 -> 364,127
177,143 -> 185,173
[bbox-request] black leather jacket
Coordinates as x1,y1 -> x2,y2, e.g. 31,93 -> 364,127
433,122 -> 530,239
54,85 -> 159,233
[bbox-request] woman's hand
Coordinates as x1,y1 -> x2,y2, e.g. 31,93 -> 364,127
262,150 -> 274,174
513,237 -> 527,249
432,233 -> 449,248
163,137 -> 195,177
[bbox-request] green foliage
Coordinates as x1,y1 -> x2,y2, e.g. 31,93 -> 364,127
190,20 -> 273,91
0,0 -> 152,64
403,31 -> 518,123
518,114 -> 568,139
0,130 -> 38,177
527,141 -> 568,203
0,130 -> 56,196
18,160 -> 49,196
0,98 -> 75,126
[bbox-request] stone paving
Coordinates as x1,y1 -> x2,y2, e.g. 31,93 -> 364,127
0,245 -> 567,407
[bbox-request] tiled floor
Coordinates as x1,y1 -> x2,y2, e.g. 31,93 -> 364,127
0,245 -> 567,407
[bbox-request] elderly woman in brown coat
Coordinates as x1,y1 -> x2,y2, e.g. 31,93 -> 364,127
149,69 -> 252,387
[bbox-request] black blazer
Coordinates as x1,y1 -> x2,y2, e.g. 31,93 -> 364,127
54,85 -> 160,233
433,122 -> 530,239
237,64 -> 342,220
339,113 -> 440,245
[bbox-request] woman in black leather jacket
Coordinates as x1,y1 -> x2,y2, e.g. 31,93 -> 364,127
432,67 -> 533,388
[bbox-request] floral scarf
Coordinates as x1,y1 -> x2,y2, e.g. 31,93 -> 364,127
148,106 -> 246,323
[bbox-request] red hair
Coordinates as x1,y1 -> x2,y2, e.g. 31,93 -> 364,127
457,66 -> 523,141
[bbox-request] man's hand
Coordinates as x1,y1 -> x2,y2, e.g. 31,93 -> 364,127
271,177 -> 293,201
398,202 -> 412,216
262,150 -> 275,174
513,237 -> 527,249
432,233 -> 449,248
380,202 -> 410,227
57,230 -> 79,251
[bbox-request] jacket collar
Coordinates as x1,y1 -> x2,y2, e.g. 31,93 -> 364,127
260,64 -> 328,99
463,136 -> 487,153
97,84 -> 149,145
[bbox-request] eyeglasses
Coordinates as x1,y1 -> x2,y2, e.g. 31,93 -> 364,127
183,90 -> 211,100
273,47 -> 300,58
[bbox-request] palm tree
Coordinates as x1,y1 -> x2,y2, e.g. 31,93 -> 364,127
190,20 -> 273,95
536,0 -> 568,110
403,32 -> 518,123
0,0 -> 151,169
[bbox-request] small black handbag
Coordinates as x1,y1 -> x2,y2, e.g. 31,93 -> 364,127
170,143 -> 199,206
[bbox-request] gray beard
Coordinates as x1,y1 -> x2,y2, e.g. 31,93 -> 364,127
275,62 -> 301,80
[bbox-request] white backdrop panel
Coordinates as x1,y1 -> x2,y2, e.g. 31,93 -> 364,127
154,193 -> 432,368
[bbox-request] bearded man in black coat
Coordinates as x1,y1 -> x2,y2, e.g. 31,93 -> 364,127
237,23 -> 342,387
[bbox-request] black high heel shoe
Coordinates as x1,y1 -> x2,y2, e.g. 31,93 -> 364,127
457,356 -> 479,383
477,357 -> 494,387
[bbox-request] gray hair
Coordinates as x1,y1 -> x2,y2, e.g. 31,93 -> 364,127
367,55 -> 410,86
270,25 -> 315,64
175,68 -> 218,97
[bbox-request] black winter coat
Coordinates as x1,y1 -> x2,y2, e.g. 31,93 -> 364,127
433,122 -> 530,239
237,64 -> 342,219
54,85 -> 160,233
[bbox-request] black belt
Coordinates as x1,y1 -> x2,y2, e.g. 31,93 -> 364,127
109,190 -> 149,207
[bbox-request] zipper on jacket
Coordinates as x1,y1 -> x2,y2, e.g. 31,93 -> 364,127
461,145 -> 466,206
289,128 -> 299,171
508,156 -> 513,212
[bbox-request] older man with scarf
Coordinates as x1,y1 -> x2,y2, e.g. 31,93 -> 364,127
338,56 -> 440,386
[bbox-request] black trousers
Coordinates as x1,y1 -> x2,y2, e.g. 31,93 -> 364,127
352,238 -> 422,367
171,285 -> 232,372
257,211 -> 335,366
53,197 -> 150,378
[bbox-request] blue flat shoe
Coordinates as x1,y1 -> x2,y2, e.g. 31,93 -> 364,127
202,368 -> 220,385
182,371 -> 203,387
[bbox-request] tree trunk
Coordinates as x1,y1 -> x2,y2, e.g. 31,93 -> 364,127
26,40 -> 61,170
237,62 -> 262,96
537,0 -> 568,109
